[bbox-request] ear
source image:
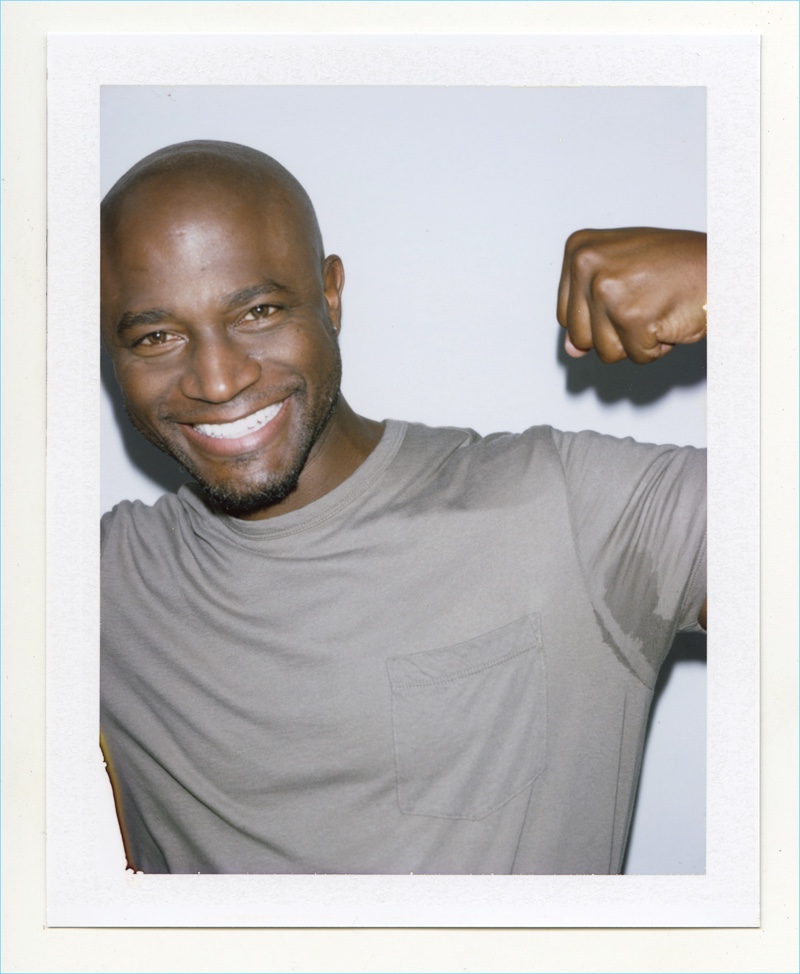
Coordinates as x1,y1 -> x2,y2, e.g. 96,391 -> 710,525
322,255 -> 345,335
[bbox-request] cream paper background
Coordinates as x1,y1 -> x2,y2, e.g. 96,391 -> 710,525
48,31 -> 750,926
4,2 -> 797,972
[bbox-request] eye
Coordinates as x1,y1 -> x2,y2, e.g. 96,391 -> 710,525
240,304 -> 279,323
135,330 -> 172,346
129,330 -> 182,355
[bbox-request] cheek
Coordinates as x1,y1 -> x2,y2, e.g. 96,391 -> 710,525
300,336 -> 341,387
115,363 -> 175,419
255,323 -> 339,379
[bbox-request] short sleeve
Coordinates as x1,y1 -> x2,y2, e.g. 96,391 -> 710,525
550,428 -> 706,685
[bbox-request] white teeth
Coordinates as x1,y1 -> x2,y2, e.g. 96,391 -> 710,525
193,401 -> 283,439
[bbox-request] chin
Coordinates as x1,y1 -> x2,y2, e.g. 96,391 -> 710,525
196,469 -> 303,517
127,382 -> 340,518
177,401 -> 338,518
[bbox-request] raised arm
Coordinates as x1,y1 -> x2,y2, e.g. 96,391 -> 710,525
558,227 -> 708,631
557,227 -> 707,364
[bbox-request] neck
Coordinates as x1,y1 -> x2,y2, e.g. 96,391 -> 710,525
243,396 -> 384,520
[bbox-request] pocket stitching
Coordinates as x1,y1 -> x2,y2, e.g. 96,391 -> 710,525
396,768 -> 541,821
390,643 -> 534,690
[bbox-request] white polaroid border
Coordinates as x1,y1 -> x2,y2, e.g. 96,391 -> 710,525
46,32 -> 759,928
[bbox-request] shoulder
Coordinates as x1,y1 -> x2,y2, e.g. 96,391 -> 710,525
550,426 -> 705,461
550,427 -> 706,496
100,484 -> 207,553
399,420 -> 560,463
395,420 -> 561,478
381,422 -> 569,512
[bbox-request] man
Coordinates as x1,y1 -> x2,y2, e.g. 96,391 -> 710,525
100,140 -> 707,875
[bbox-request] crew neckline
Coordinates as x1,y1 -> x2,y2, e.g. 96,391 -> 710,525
186,419 -> 407,540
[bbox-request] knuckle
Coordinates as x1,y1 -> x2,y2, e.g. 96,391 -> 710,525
596,341 -> 625,364
630,346 -> 660,365
590,272 -> 625,305
565,228 -> 591,251
572,245 -> 601,276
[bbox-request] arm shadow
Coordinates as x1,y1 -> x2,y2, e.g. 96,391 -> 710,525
101,348 -> 189,495
621,629 -> 707,874
646,629 -> 708,726
556,329 -> 707,404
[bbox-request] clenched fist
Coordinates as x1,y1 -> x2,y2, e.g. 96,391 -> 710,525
557,227 -> 707,364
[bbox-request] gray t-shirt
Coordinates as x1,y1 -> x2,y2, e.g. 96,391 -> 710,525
100,421 -> 706,874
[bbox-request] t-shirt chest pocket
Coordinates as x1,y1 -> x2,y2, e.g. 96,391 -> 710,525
386,615 -> 546,820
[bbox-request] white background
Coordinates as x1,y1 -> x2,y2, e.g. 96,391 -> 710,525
100,83 -> 708,875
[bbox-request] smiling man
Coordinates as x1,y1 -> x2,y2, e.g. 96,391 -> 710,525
100,143 -> 383,520
100,140 -> 707,875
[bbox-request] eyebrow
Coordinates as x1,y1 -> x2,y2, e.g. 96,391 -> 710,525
116,308 -> 172,335
115,280 -> 292,336
221,279 -> 291,313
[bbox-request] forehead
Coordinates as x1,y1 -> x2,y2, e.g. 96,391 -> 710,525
100,169 -> 323,332
104,168 -> 310,261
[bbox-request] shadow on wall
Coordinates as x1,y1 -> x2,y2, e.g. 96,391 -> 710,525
102,348 -> 189,495
556,328 -> 707,404
621,628 -> 708,874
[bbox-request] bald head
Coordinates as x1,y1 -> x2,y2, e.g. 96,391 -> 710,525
98,140 -> 374,518
101,140 -> 324,263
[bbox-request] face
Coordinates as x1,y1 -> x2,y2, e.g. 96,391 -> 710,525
101,172 -> 345,518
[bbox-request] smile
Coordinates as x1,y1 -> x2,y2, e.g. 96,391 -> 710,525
192,401 -> 285,440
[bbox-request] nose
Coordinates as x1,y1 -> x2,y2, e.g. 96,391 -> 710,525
179,335 -> 261,403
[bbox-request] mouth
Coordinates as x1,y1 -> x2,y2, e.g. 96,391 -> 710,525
178,397 -> 290,460
191,400 -> 285,440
